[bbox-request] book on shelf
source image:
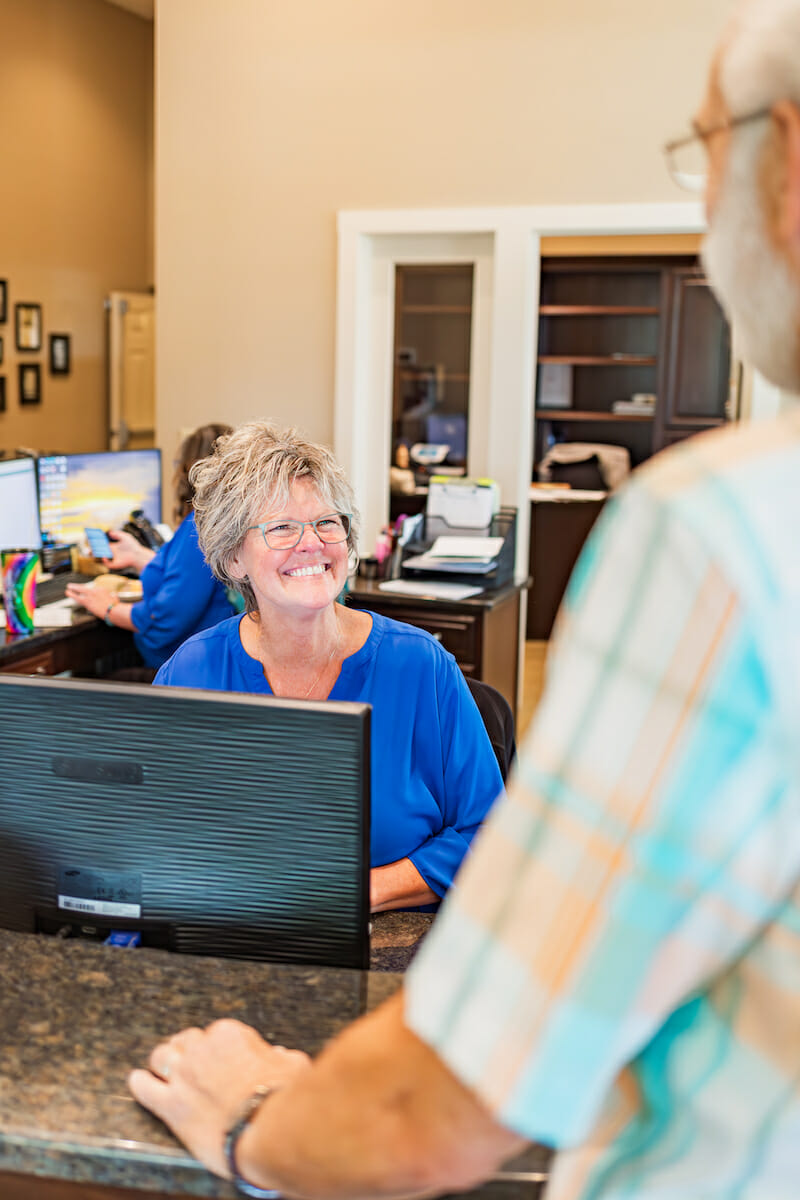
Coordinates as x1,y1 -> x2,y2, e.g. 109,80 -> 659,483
537,362 -> 572,409
612,396 -> 656,415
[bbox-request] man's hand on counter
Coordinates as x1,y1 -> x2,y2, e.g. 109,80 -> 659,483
129,992 -> 526,1199
128,1019 -> 312,1180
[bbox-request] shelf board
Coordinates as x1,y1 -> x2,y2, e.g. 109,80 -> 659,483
538,305 -> 660,316
399,370 -> 469,381
401,304 -> 471,315
535,409 -> 655,423
538,355 -> 657,366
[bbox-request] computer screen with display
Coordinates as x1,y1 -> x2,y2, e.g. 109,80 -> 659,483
37,449 -> 162,546
0,458 -> 42,552
0,675 -> 371,969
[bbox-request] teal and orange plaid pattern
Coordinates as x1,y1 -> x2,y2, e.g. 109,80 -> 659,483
407,411 -> 800,1199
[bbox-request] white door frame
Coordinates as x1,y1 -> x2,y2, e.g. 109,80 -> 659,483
334,202 -> 705,574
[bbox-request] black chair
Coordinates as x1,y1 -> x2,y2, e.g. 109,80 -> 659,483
466,677 -> 516,783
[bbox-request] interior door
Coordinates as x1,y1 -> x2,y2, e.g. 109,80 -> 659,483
107,291 -> 155,450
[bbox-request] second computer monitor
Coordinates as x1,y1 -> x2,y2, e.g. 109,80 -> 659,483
0,458 -> 42,552
37,449 -> 162,546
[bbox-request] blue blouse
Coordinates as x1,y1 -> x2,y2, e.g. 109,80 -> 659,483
130,512 -> 235,669
154,611 -> 504,896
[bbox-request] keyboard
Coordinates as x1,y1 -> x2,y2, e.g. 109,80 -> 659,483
35,572 -> 95,606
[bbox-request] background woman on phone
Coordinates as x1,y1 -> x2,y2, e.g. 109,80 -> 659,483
66,423 -> 236,674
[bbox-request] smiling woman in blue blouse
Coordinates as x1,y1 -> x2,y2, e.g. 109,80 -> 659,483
153,421 -> 504,913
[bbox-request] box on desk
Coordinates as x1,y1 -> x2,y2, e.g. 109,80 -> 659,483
400,507 -> 517,591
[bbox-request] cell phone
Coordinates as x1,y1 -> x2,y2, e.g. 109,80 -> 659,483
84,527 -> 112,560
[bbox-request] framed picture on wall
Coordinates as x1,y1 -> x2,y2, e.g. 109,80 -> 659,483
49,333 -> 71,376
0,377 -> 5,414
0,335 -> 4,365
18,362 -> 41,406
15,303 -> 42,352
0,281 -> 6,324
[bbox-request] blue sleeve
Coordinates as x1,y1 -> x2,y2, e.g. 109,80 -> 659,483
130,518 -> 221,661
407,655 -> 504,896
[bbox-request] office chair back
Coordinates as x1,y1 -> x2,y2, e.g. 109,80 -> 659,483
466,677 -> 516,782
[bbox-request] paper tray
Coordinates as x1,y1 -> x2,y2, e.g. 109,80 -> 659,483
400,508 -> 516,589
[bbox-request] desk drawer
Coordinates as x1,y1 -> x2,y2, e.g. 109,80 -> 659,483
0,648 -> 56,676
373,606 -> 478,669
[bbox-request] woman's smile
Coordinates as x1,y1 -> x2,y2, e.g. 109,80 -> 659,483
283,562 -> 332,578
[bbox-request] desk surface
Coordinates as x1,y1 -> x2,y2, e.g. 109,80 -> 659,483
0,610 -> 132,676
347,577 -> 524,613
0,924 -> 550,1197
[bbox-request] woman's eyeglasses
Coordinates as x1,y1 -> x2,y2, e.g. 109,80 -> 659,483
248,513 -> 352,550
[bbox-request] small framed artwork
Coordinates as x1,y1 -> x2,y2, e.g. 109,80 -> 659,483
0,377 -> 5,413
18,362 -> 41,406
15,303 -> 42,352
49,333 -> 71,376
0,335 -> 4,365
0,280 -> 6,324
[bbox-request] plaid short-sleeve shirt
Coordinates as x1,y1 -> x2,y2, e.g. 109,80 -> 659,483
406,413 -> 800,1199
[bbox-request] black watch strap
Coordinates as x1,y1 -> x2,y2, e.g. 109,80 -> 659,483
223,1084 -> 282,1199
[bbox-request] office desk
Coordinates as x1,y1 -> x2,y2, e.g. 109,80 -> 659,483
0,613 -> 132,678
0,924 -> 550,1199
345,579 -> 525,721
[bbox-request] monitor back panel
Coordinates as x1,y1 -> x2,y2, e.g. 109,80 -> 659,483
0,676 -> 370,969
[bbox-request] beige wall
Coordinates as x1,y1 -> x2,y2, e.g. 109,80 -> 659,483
0,0 -> 152,458
157,0 -> 731,460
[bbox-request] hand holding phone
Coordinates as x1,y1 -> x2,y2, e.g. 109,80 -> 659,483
85,527 -> 113,560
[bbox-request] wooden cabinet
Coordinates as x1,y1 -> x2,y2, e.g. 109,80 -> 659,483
0,620 -> 132,677
527,496 -> 606,640
529,256 -> 734,639
654,267 -> 734,446
534,256 -> 733,475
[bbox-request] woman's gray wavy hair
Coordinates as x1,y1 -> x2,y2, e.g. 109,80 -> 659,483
190,421 -> 360,614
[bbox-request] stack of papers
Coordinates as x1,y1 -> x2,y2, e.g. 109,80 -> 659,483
378,579 -> 484,601
403,535 -> 504,575
0,598 -> 76,629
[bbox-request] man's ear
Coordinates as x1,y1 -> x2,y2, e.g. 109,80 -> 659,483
771,99 -> 800,268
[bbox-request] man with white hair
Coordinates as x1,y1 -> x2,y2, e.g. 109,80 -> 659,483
129,2 -> 800,1196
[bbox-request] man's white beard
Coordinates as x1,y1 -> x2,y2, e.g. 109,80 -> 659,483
702,126 -> 800,393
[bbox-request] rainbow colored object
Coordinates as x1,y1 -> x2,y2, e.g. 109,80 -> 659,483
1,550 -> 38,635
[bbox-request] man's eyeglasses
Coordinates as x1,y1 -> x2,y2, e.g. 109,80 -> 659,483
248,513 -> 352,550
663,106 -> 771,193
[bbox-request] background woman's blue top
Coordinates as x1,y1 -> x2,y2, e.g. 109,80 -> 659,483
154,611 -> 504,896
130,512 -> 235,668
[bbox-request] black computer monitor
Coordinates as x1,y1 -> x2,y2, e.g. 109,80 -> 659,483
0,458 -> 42,552
37,449 -> 162,546
0,676 -> 371,969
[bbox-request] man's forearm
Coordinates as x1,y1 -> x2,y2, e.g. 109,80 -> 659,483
236,992 -> 526,1200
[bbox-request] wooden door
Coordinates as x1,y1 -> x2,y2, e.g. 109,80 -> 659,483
107,291 -> 155,451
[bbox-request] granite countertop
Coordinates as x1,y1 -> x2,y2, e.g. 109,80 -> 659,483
0,924 -> 550,1197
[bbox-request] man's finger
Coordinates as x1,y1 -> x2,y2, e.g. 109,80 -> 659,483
128,1067 -> 173,1118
